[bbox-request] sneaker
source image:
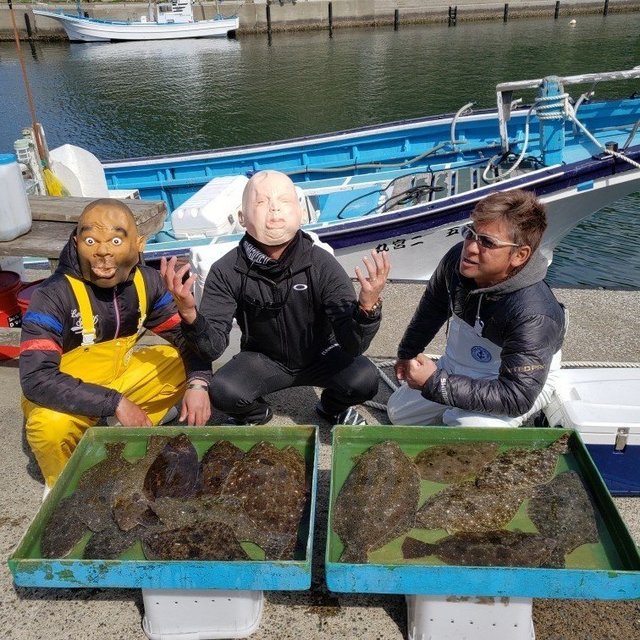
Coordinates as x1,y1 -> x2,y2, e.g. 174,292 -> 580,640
225,407 -> 273,426
315,401 -> 367,425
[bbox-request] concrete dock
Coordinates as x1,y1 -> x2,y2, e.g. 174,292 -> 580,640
1,282 -> 639,639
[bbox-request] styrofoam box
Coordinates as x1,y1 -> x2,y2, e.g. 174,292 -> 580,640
172,175 -> 249,239
406,595 -> 534,640
142,589 -> 264,640
543,367 -> 640,495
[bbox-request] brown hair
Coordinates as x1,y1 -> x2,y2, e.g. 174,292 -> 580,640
471,189 -> 547,254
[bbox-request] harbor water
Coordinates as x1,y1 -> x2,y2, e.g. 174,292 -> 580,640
0,13 -> 639,288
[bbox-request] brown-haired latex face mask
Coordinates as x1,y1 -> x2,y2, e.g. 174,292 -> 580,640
75,203 -> 145,288
238,171 -> 303,247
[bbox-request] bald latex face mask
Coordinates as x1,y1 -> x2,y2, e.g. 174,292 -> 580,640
238,171 -> 303,247
75,199 -> 145,288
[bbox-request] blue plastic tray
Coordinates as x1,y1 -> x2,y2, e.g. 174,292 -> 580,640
9,425 -> 318,591
325,425 -> 640,599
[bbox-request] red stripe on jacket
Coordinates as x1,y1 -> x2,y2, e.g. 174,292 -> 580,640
152,313 -> 182,334
20,339 -> 63,354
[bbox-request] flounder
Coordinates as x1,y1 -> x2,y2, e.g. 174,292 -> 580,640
402,530 -> 559,567
414,442 -> 499,483
83,520 -> 144,560
333,440 -> 420,563
475,433 -> 570,492
41,493 -> 89,558
141,522 -> 249,561
220,441 -> 307,560
416,481 -> 525,533
111,435 -> 170,531
527,470 -> 599,567
198,440 -> 245,496
143,433 -> 199,500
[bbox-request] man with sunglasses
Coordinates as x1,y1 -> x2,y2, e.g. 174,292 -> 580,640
162,170 -> 390,426
387,189 -> 565,427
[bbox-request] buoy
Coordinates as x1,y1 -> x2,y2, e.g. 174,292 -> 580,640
569,19 -> 577,25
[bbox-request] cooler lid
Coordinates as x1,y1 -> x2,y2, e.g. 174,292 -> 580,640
0,270 -> 22,289
0,153 -> 17,165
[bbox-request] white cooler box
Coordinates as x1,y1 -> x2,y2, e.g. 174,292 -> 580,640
543,367 -> 640,495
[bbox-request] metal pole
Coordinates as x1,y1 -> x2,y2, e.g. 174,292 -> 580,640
266,3 -> 272,38
328,1 -> 333,38
554,1 -> 560,19
24,13 -> 33,39
603,0 -> 609,15
394,8 -> 399,30
503,3 -> 509,21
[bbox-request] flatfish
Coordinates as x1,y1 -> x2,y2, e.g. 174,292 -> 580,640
198,440 -> 245,496
41,493 -> 89,558
416,481 -> 525,533
143,433 -> 199,500
151,495 -> 266,544
401,530 -> 559,567
333,440 -> 420,563
527,470 -> 599,567
141,522 -> 249,561
414,442 -> 499,483
83,520 -> 143,560
220,441 -> 307,560
475,433 -> 570,491
111,436 -> 170,531
74,442 -> 132,532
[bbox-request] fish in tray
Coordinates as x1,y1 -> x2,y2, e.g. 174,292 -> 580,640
414,442 -> 499,483
416,480 -> 525,533
111,435 -> 171,531
220,441 -> 307,560
41,493 -> 89,559
197,439 -> 245,496
333,440 -> 421,564
527,470 -> 600,568
474,433 -> 570,492
143,433 -> 200,500
41,442 -> 132,557
401,530 -> 559,567
83,519 -> 144,560
141,521 -> 250,561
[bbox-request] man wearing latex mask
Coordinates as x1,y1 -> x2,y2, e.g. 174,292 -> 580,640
20,199 -> 211,495
162,170 -> 390,425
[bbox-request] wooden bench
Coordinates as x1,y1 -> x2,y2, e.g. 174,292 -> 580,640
0,196 -> 167,265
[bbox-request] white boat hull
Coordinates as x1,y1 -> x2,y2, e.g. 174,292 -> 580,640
32,10 -> 239,42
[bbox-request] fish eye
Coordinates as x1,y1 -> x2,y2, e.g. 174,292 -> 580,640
112,237 -> 123,246
84,237 -> 95,246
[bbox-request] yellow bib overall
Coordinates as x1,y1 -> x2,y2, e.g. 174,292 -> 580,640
23,270 -> 185,487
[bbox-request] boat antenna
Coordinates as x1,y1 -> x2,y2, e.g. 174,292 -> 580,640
7,0 -> 68,196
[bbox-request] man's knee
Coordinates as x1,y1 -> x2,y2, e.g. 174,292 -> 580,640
348,358 -> 379,399
209,372 -> 254,412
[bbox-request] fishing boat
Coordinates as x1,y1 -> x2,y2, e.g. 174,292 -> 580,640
25,68 -> 640,282
32,0 -> 239,42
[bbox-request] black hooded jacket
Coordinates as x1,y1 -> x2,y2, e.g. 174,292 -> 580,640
181,231 -> 381,370
398,243 -> 566,417
19,234 -> 211,417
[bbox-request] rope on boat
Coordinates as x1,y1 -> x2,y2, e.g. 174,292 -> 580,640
364,355 -> 640,413
483,91 -> 640,183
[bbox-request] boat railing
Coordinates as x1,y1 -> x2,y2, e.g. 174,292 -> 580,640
496,67 -> 640,156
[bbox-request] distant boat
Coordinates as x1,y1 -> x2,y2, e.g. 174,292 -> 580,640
32,0 -> 239,42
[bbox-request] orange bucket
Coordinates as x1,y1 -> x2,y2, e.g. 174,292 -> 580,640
0,270 -> 23,328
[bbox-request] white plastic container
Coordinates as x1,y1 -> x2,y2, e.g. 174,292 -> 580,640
142,589 -> 264,640
0,153 -> 32,241
172,175 -> 249,240
543,367 -> 640,495
406,595 -> 534,640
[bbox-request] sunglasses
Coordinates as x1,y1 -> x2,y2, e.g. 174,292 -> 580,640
461,224 -> 521,250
